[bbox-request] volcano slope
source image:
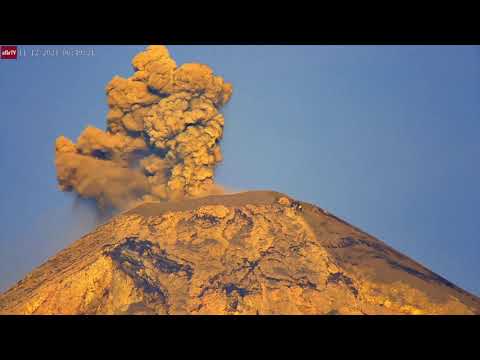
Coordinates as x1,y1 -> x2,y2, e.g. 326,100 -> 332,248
0,191 -> 478,315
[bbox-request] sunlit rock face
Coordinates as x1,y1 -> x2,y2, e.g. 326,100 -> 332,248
1,191 -> 478,315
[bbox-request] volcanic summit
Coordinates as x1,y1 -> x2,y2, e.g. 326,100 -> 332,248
0,191 -> 479,314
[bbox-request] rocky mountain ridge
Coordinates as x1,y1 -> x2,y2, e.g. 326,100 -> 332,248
1,191 -> 478,315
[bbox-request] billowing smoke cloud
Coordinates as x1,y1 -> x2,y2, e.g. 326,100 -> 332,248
55,45 -> 233,213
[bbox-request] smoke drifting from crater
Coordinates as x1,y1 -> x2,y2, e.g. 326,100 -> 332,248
55,45 -> 233,213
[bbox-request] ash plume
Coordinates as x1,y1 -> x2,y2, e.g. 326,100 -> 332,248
55,45 -> 233,213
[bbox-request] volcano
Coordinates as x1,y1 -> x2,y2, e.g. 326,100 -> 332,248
0,191 -> 478,315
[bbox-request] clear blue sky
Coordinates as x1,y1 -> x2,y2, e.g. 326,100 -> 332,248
0,45 -> 479,296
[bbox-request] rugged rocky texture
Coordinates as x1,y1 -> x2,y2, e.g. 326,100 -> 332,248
1,191 -> 479,315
